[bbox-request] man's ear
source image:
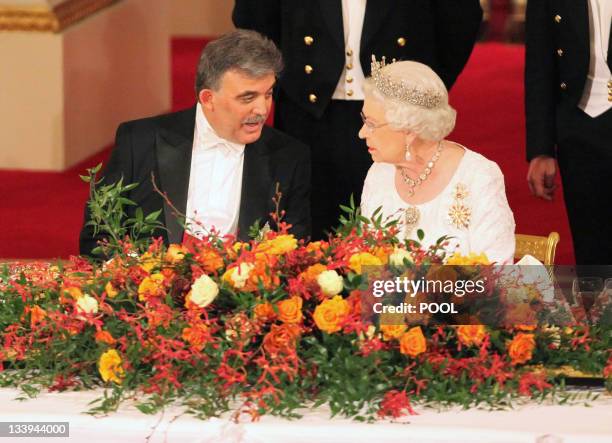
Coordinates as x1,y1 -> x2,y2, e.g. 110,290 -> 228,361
199,89 -> 214,110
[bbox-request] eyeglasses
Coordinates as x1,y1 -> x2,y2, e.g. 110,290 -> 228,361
360,111 -> 388,134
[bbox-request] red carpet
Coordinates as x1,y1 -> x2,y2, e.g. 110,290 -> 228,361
0,41 -> 574,263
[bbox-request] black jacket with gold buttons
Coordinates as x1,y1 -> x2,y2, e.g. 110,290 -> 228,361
233,0 -> 483,119
525,0 -> 596,160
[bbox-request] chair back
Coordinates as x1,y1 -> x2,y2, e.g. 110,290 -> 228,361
514,232 -> 560,265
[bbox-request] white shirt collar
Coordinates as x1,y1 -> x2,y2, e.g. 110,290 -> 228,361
195,102 -> 245,154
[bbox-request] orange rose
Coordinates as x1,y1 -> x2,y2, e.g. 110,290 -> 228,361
313,295 -> 351,334
508,333 -> 535,365
263,323 -> 301,355
254,302 -> 277,323
305,241 -> 328,260
456,325 -> 487,347
299,263 -> 327,283
95,330 -> 116,345
30,305 -> 47,328
399,326 -> 427,357
145,303 -> 174,328
277,296 -> 303,324
195,248 -> 224,274
182,323 -> 211,351
380,323 -> 407,341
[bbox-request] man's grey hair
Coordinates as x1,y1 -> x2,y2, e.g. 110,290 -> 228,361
195,29 -> 283,95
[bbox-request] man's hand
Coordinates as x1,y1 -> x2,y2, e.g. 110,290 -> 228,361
527,155 -> 557,201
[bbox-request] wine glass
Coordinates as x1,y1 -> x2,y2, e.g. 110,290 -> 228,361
571,277 -> 603,318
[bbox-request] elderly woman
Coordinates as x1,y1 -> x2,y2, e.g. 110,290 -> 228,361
359,58 -> 515,263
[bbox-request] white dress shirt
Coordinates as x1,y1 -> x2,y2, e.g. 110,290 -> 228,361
184,103 -> 245,238
332,0 -> 367,100
578,0 -> 612,117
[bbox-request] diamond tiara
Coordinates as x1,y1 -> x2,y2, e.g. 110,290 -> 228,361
370,55 -> 443,109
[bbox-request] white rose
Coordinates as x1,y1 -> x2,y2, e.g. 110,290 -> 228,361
317,270 -> 344,296
189,274 -> 219,308
76,294 -> 98,315
231,263 -> 255,289
389,248 -> 413,267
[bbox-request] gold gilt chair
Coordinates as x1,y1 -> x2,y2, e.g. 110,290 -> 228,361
514,232 -> 560,265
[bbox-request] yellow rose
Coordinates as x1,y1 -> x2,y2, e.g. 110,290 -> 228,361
98,349 -> 124,384
389,247 -> 413,267
399,326 -> 427,357
139,251 -> 162,273
371,245 -> 393,265
223,262 -> 255,289
277,296 -> 303,324
105,281 -> 119,298
256,234 -> 298,256
348,252 -> 383,274
76,294 -> 99,315
186,274 -> 219,308
456,325 -> 487,347
508,333 -> 535,365
445,252 -> 490,265
137,273 -> 166,301
60,286 -> 83,304
165,244 -> 188,263
316,270 -> 344,296
313,295 -> 351,334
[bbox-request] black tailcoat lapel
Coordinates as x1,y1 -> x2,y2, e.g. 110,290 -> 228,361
318,0 -> 344,50
361,1 -> 395,56
155,107 -> 195,244
238,135 -> 273,240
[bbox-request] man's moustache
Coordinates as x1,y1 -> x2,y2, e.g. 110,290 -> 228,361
242,116 -> 266,124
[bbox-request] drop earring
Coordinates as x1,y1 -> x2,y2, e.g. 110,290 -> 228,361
405,141 -> 412,161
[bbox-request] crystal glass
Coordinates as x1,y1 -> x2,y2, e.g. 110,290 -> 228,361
571,277 -> 603,316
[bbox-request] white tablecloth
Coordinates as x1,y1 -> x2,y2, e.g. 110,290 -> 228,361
0,388 -> 610,443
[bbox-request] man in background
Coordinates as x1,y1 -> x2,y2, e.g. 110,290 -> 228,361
525,0 -> 611,264
233,0 -> 483,238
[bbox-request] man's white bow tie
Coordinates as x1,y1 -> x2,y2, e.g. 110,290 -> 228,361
198,129 -> 245,154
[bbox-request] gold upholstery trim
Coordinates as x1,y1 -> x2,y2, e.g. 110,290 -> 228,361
0,0 -> 119,33
515,232 -> 560,265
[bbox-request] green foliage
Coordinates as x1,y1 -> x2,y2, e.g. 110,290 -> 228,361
81,164 -> 164,256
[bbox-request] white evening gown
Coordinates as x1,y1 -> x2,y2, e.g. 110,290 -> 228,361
360,147 -> 516,264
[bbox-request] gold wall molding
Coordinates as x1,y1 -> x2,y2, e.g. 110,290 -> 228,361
0,0 -> 119,32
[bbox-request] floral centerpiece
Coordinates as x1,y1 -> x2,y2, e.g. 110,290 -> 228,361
0,167 -> 610,421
